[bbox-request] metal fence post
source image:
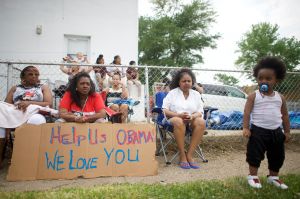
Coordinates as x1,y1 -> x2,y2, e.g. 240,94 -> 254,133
144,66 -> 150,123
7,63 -> 13,95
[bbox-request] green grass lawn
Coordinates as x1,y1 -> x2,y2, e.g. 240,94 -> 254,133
1,174 -> 300,199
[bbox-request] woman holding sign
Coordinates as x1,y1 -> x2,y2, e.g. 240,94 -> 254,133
58,72 -> 107,123
0,66 -> 53,166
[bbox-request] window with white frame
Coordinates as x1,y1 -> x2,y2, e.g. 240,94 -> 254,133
64,35 -> 90,60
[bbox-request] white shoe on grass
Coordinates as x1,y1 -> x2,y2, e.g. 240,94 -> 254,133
267,176 -> 288,189
247,175 -> 262,188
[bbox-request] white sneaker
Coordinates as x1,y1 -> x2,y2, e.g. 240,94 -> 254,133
267,176 -> 288,189
247,175 -> 262,188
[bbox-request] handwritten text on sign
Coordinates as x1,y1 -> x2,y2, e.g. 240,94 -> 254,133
7,123 -> 158,181
45,126 -> 155,171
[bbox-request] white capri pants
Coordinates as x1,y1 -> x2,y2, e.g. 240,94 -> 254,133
0,113 -> 46,138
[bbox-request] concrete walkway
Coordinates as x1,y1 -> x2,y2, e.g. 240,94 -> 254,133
0,130 -> 299,192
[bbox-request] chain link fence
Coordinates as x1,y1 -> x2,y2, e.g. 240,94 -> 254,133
0,62 -> 299,131
146,67 -> 300,132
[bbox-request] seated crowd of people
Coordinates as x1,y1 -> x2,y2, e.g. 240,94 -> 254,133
60,52 -> 142,97
58,52 -> 142,122
0,57 -> 204,160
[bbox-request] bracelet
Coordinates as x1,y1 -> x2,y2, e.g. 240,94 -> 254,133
83,116 -> 88,122
74,116 -> 80,122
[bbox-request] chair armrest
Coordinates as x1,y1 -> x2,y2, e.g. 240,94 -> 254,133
152,107 -> 163,114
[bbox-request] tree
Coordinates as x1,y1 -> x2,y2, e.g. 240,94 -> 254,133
236,22 -> 300,73
214,73 -> 239,86
139,0 -> 219,67
138,0 -> 219,89
235,22 -> 300,93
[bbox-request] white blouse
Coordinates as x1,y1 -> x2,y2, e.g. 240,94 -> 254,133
162,87 -> 204,115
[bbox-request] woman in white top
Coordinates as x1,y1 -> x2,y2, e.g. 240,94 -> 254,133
162,69 -> 205,169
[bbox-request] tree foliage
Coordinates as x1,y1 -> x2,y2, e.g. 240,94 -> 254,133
139,0 -> 219,67
236,22 -> 300,73
213,73 -> 239,86
235,22 -> 300,93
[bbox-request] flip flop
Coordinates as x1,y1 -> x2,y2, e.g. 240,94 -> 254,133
189,162 -> 200,169
179,162 -> 191,169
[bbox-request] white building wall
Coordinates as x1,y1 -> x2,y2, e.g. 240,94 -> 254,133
0,0 -> 138,64
0,0 -> 146,121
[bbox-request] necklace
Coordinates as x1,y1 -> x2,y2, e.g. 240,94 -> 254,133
80,96 -> 88,115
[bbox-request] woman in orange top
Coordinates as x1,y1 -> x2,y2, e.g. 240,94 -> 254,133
59,72 -> 106,123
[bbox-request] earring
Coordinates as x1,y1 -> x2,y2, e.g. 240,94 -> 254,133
76,88 -> 78,91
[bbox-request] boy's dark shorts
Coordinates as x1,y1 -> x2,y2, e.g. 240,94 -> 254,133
246,124 -> 286,172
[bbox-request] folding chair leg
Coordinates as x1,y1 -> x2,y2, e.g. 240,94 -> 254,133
156,125 -> 170,165
157,131 -> 173,153
169,146 -> 208,164
167,134 -> 208,165
195,145 -> 208,163
185,135 -> 208,163
0,138 -> 5,165
127,115 -> 131,123
169,151 -> 179,164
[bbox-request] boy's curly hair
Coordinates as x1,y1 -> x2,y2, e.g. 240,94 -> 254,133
253,56 -> 286,81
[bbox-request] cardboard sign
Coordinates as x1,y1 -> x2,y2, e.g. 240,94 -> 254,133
7,123 -> 158,181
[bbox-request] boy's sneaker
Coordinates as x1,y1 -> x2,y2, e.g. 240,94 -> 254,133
247,175 -> 262,188
267,176 -> 288,189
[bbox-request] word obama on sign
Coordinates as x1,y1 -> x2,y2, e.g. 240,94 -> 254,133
7,123 -> 158,181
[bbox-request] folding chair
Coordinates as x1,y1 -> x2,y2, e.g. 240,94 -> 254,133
100,91 -> 139,122
52,80 -> 67,109
152,91 -> 209,165
104,107 -> 122,123
100,91 -> 136,123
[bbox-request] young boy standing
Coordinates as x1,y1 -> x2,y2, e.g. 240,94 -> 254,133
243,56 -> 291,189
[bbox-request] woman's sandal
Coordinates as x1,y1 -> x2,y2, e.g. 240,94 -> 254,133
188,162 -> 200,169
179,162 -> 191,169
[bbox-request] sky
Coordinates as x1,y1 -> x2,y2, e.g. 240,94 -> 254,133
138,0 -> 300,84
